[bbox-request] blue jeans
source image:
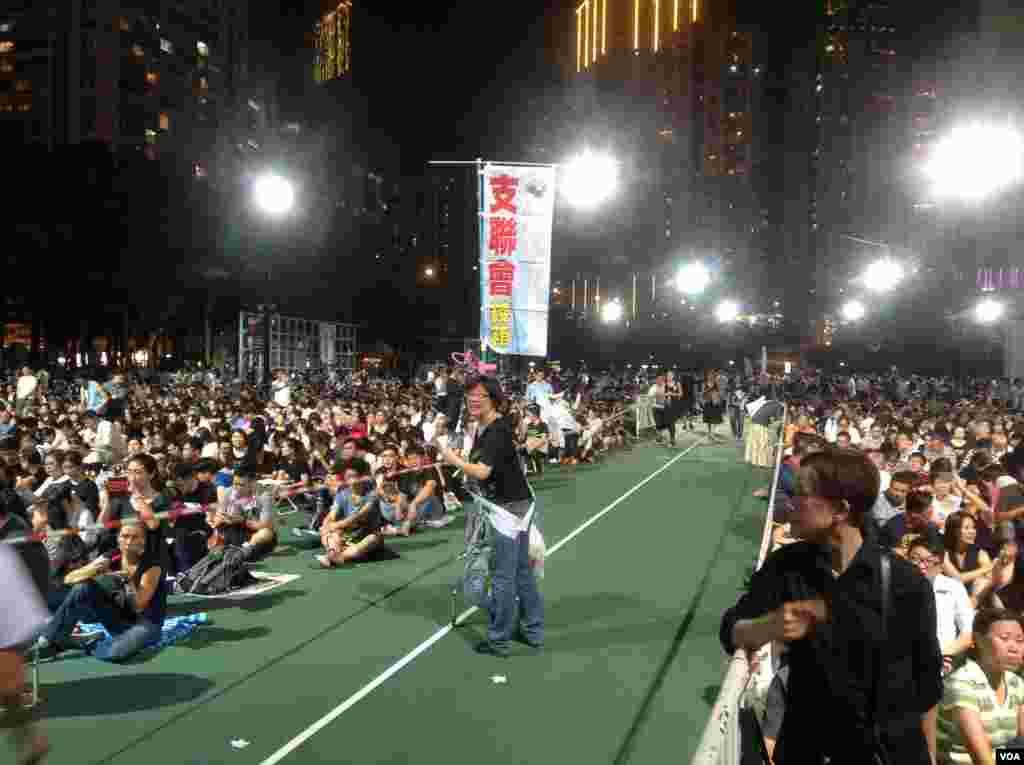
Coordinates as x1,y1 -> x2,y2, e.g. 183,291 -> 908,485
44,581 -> 162,662
483,521 -> 544,648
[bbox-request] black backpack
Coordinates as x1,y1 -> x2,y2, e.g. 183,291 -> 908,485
175,545 -> 256,596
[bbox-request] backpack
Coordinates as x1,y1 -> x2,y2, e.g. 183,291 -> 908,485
175,545 -> 256,596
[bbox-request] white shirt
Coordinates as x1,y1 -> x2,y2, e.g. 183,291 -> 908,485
16,374 -> 37,401
272,380 -> 291,407
931,574 -> 975,648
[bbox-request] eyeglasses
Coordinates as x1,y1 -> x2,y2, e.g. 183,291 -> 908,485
909,554 -> 938,566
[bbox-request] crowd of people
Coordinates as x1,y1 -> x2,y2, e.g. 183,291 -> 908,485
0,362 -> 653,665
725,374 -> 1024,765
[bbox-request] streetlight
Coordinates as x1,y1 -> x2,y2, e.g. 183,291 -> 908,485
862,259 -> 903,292
251,172 -> 295,390
715,300 -> 740,323
425,267 -> 435,278
602,300 -> 624,323
975,298 -> 1005,323
253,173 -> 296,216
841,300 -> 866,322
924,122 -> 1024,202
560,148 -> 619,210
676,262 -> 711,295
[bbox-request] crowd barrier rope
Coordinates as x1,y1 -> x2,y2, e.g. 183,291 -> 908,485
689,407 -> 787,765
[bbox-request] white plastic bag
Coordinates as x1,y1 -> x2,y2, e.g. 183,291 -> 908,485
529,523 -> 546,579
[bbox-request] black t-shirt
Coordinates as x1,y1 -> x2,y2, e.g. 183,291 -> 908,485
273,461 -> 306,483
469,416 -> 531,506
398,467 -> 440,502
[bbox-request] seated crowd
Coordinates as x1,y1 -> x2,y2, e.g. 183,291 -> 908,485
755,388 -> 1024,764
0,364 -> 633,662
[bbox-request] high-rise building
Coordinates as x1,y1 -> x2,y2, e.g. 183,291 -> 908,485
313,0 -> 351,83
811,0 -> 909,289
567,0 -> 762,306
0,0 -> 249,178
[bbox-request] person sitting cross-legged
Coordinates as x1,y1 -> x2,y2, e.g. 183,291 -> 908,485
316,468 -> 386,569
208,464 -> 277,562
32,521 -> 169,662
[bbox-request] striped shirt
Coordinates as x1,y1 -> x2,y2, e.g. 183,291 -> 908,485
937,659 -> 1024,764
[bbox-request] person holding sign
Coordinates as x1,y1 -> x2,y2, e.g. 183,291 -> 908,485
435,376 -> 543,657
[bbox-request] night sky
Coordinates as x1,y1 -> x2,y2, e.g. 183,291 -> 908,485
252,0 -> 560,167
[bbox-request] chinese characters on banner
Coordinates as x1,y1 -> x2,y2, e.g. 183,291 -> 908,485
479,164 -> 556,357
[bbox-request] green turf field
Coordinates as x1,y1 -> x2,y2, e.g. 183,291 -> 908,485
10,434 -> 771,765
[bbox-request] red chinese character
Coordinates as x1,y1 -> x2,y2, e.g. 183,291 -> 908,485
488,261 -> 516,297
488,216 -> 517,257
489,175 -> 519,214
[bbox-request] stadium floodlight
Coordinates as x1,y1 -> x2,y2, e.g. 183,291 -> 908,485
924,122 -> 1024,202
715,300 -> 740,323
862,259 -> 903,292
841,300 -> 866,322
252,173 -> 295,216
561,148 -> 619,210
676,262 -> 711,295
602,299 -> 624,323
975,298 -> 1005,323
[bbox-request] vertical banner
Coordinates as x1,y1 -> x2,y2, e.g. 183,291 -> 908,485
479,163 -> 556,357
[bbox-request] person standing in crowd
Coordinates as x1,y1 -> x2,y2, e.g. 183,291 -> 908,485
721,450 -> 942,764
436,376 -> 543,657
649,374 -> 673,447
15,367 -> 37,419
272,369 -> 291,409
0,542 -> 50,764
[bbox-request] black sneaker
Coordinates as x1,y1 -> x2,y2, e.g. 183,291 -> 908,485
474,640 -> 510,658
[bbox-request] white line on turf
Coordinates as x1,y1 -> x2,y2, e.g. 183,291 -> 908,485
257,439 -> 706,765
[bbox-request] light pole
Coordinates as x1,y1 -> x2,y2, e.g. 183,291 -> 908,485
251,173 -> 295,391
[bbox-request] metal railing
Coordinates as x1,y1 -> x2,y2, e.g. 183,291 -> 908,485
689,408 -> 788,765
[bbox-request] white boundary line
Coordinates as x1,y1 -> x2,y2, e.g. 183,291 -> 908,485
257,439 -> 705,765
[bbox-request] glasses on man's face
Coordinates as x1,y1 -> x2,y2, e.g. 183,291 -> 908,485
909,554 -> 938,567
126,467 -> 146,475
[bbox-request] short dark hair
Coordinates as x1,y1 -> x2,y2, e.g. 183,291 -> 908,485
973,608 -> 1024,640
890,471 -> 918,487
908,536 -> 943,560
465,375 -> 504,405
905,490 -> 932,515
797,450 -> 880,528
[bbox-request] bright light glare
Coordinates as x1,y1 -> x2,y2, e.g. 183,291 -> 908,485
975,299 -> 1004,323
676,262 -> 711,294
253,173 -> 295,215
924,123 -> 1024,202
561,149 -> 619,209
602,300 -> 624,323
862,259 -> 903,292
715,300 -> 740,322
841,300 -> 866,322
425,267 -> 435,277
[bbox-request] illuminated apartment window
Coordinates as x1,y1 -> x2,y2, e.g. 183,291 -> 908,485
145,128 -> 157,144
16,102 -> 30,112
159,112 -> 169,130
14,80 -> 30,92
159,38 -> 173,54
131,44 -> 144,58
314,1 -> 352,83
0,60 -> 11,73
196,41 -> 209,57
192,161 -> 207,179
0,23 -> 11,33
0,41 -> 13,53
118,17 -> 130,32
197,76 -> 208,93
145,71 -> 158,84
